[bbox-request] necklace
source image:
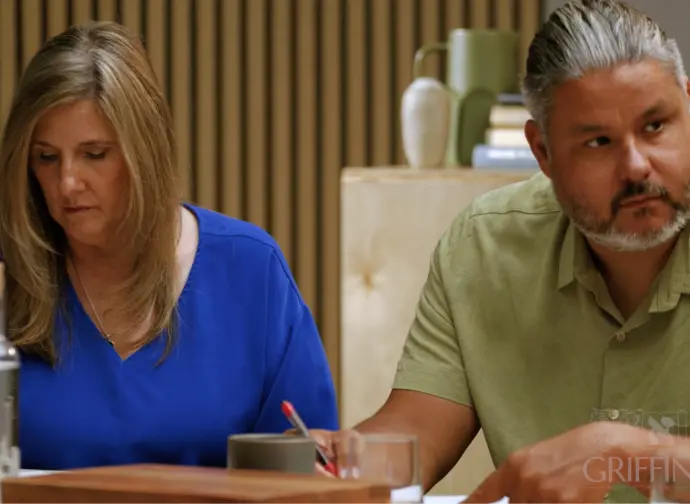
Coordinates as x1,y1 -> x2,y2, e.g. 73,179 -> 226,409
71,262 -> 115,346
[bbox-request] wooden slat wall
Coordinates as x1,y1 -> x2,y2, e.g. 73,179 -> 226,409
0,0 -> 542,402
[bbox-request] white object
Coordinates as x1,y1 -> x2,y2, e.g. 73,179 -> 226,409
422,495 -> 507,504
424,497 -> 465,504
391,485 -> 424,502
19,469 -> 56,477
401,77 -> 451,168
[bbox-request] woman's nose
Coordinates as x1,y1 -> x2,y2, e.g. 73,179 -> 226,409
58,159 -> 86,197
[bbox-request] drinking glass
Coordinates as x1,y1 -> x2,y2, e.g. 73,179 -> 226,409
335,432 -> 422,503
649,451 -> 690,503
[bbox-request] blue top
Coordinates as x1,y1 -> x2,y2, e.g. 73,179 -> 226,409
18,205 -> 339,469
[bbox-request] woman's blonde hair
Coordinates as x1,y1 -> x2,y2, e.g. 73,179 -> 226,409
0,21 -> 181,364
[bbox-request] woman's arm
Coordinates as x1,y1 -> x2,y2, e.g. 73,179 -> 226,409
251,249 -> 338,434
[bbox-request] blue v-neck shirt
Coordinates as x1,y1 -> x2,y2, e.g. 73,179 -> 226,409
18,205 -> 339,469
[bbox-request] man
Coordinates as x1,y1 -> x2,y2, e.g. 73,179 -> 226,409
313,0 -> 690,502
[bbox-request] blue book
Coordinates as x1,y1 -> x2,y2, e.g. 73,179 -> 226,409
471,144 -> 538,169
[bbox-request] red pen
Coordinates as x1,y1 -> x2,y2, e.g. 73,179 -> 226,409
281,400 -> 337,476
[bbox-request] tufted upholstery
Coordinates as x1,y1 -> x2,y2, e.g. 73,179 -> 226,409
340,167 -> 535,495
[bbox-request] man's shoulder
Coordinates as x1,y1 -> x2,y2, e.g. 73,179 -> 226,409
443,172 -> 562,245
438,172 -> 565,275
468,171 -> 561,218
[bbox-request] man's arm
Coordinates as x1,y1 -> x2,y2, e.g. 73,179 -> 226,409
355,389 -> 479,492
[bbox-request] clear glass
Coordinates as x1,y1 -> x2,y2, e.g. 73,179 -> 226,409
335,432 -> 422,503
650,454 -> 690,503
0,261 -> 20,477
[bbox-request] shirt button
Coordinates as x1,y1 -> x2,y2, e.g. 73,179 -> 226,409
615,331 -> 626,342
609,409 -> 620,420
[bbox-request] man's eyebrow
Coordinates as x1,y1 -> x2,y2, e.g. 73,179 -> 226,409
570,123 -> 606,135
569,101 -> 672,135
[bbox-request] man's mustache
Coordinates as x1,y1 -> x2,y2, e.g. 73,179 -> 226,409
610,181 -> 681,214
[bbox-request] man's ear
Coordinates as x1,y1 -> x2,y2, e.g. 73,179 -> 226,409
525,119 -> 551,178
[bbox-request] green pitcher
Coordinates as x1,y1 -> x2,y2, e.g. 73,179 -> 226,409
414,29 -> 520,166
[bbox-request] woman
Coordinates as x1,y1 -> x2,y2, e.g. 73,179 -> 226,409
0,21 -> 338,470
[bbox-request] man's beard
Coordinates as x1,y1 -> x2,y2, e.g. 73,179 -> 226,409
554,179 -> 690,252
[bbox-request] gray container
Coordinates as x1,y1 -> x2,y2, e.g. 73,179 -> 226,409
227,433 -> 316,475
0,261 -> 20,480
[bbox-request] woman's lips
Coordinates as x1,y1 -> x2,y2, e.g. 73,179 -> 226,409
64,206 -> 94,214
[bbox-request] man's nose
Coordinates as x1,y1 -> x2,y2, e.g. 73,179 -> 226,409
619,140 -> 652,183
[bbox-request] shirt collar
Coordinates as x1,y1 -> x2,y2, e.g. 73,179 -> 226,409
557,220 -> 591,290
557,220 -> 690,305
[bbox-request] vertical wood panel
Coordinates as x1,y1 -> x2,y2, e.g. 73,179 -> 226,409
170,0 -> 192,201
370,0 -> 392,166
346,0 -> 367,166
194,0 -> 218,208
496,0 -> 515,30
245,0 -> 268,228
145,0 -> 167,97
220,0 -> 243,218
47,0 -> 69,37
0,0 -> 16,121
270,0 -> 294,264
394,0 -> 416,164
519,0 -> 541,75
96,0 -> 118,22
470,0 -> 490,28
21,0 -> 43,70
445,0 -> 466,30
295,0 -> 318,313
419,0 -> 442,79
320,0 -> 343,409
120,0 -> 141,37
71,0 -> 93,24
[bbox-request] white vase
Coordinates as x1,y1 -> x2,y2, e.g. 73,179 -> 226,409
400,77 -> 451,168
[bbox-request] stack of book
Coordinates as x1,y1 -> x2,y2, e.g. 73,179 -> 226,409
471,93 -> 538,170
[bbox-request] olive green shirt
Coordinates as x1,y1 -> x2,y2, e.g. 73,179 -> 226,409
393,172 -> 690,501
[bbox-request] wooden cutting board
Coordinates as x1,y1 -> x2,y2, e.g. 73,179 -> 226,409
1,464 -> 392,503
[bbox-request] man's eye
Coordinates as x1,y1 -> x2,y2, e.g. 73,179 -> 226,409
644,121 -> 664,133
585,136 -> 611,148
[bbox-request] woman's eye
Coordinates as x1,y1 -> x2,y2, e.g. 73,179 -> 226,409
38,153 -> 58,162
86,151 -> 106,160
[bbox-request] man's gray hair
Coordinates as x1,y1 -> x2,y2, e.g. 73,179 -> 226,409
521,0 -> 686,131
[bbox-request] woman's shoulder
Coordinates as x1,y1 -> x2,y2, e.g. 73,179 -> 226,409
181,204 -> 303,325
185,204 -> 292,279
188,204 -> 279,253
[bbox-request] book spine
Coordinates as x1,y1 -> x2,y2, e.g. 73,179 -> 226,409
471,145 -> 539,169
